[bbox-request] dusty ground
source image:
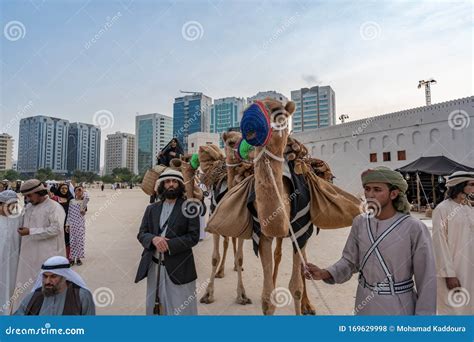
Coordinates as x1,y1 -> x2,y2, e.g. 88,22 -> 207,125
74,187 -> 432,316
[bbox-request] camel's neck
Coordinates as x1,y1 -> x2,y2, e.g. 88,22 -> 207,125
253,147 -> 290,237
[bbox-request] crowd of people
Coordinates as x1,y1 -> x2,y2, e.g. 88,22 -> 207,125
0,165 -> 472,316
0,179 -> 91,315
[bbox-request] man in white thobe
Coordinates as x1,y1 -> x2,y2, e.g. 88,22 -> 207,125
432,171 -> 474,315
303,167 -> 437,315
13,179 -> 66,311
0,190 -> 23,315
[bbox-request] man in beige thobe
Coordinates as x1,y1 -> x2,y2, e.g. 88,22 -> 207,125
13,179 -> 66,311
304,167 -> 437,315
432,171 -> 474,315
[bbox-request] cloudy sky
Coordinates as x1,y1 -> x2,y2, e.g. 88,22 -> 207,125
1,0 -> 472,166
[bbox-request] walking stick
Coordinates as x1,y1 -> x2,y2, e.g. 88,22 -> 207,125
153,253 -> 164,315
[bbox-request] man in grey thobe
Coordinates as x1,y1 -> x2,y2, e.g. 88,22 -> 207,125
135,169 -> 200,315
304,166 -> 437,315
14,256 -> 95,315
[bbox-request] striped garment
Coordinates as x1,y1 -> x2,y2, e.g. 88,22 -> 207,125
210,178 -> 228,214
247,160 -> 314,256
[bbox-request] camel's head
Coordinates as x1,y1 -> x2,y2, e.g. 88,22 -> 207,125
240,98 -> 295,157
222,130 -> 242,164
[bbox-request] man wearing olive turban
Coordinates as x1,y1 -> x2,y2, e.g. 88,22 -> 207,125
303,167 -> 437,315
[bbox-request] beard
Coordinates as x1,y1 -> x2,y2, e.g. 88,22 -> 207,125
42,284 -> 60,297
163,187 -> 184,199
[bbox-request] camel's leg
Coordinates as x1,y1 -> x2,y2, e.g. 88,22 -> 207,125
272,237 -> 283,286
232,237 -> 240,271
288,247 -> 304,315
259,235 -> 275,315
300,250 -> 316,315
216,236 -> 229,278
235,238 -> 251,305
200,234 -> 221,304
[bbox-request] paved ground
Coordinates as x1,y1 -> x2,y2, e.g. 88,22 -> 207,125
74,187 -> 432,315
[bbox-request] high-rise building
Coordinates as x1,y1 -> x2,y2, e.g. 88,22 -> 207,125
291,85 -> 336,132
18,115 -> 69,174
173,92 -> 212,151
0,133 -> 14,170
105,132 -> 135,175
67,123 -> 101,174
135,113 -> 173,174
247,90 -> 288,105
210,97 -> 246,147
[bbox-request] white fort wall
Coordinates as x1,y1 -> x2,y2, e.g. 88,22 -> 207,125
294,96 -> 474,196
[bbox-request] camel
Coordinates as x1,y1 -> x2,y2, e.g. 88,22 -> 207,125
245,98 -> 313,315
201,129 -> 315,314
198,142 -> 251,305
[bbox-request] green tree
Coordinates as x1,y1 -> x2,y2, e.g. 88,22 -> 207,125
72,170 -> 100,184
35,168 -> 54,182
132,174 -> 143,184
1,169 -> 21,181
112,167 -> 133,183
101,175 -> 114,184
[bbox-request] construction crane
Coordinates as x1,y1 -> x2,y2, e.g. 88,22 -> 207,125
417,79 -> 436,105
339,114 -> 349,123
179,90 -> 202,96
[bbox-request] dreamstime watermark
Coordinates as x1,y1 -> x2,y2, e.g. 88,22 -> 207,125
353,290 -> 376,314
1,278 -> 34,314
4,323 -> 85,335
4,20 -> 26,41
174,278 -> 210,314
2,100 -> 34,133
448,109 -> 470,130
359,198 -> 382,218
270,287 -> 293,308
86,190 -> 122,226
181,198 -> 205,219
440,204 -> 463,230
93,287 -> 115,307
352,117 -> 375,138
84,12 -> 122,50
173,105 -> 207,140
181,21 -> 204,41
447,287 -> 470,308
2,197 -> 22,219
261,12 -> 299,50
359,21 -> 381,41
92,109 -> 115,130
261,189 -> 300,227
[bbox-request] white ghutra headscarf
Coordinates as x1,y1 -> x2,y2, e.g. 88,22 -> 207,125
31,256 -> 89,292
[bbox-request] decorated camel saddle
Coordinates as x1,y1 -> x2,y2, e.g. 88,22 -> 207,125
206,98 -> 361,246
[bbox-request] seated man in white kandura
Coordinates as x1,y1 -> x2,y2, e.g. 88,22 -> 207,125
14,256 -> 95,315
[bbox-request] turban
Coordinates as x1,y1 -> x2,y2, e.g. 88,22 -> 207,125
445,171 -> 474,188
361,166 -> 410,214
0,190 -> 18,203
20,179 -> 46,195
154,169 -> 184,193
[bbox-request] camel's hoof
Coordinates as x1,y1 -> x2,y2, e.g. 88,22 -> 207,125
302,306 -> 316,315
200,293 -> 215,304
262,302 -> 276,315
215,270 -> 225,278
236,295 -> 252,305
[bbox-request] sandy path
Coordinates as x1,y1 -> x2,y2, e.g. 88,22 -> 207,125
76,187 -> 429,315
